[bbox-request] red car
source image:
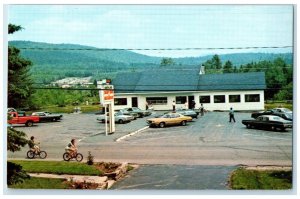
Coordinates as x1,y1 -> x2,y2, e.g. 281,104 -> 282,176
8,111 -> 40,127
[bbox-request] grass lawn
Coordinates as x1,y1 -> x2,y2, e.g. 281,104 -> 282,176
10,160 -> 103,176
265,103 -> 293,110
8,177 -> 68,189
230,168 -> 292,190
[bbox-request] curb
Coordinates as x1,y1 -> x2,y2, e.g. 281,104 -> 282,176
116,126 -> 149,142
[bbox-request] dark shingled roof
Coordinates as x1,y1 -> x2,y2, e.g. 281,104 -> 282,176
113,69 -> 266,93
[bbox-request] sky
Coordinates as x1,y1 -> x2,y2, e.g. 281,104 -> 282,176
7,5 -> 294,57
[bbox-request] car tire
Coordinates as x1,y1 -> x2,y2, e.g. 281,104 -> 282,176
246,124 -> 251,129
118,119 -> 124,124
26,121 -> 33,127
181,120 -> 187,126
159,122 -> 165,128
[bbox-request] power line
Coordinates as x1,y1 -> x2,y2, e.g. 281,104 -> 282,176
17,46 -> 293,51
30,87 -> 289,91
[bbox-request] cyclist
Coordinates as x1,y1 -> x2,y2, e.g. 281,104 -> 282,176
65,138 -> 77,157
28,136 -> 40,154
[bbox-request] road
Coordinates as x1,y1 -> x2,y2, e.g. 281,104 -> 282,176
8,111 -> 292,167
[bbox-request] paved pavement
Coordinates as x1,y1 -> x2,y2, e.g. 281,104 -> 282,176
7,111 -> 293,190
112,165 -> 237,190
8,111 -> 292,166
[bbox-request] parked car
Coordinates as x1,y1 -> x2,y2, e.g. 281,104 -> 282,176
147,113 -> 192,128
175,109 -> 198,119
7,108 -> 17,113
118,109 -> 139,119
251,110 -> 293,121
176,108 -> 200,116
155,109 -> 198,119
97,112 -> 134,124
8,111 -> 40,127
242,115 -> 292,131
31,112 -> 63,122
271,108 -> 292,114
122,107 -> 152,118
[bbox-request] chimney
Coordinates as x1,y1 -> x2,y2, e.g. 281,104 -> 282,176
199,65 -> 205,75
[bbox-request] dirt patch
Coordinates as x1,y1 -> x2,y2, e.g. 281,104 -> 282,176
94,162 -> 122,174
64,180 -> 99,189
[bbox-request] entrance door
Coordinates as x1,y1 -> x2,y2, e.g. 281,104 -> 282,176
188,96 -> 195,109
132,97 -> 138,107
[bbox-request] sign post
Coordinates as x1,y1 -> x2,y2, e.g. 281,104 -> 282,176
97,80 -> 115,135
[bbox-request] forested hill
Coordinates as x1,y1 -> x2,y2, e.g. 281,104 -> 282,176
8,40 -> 293,83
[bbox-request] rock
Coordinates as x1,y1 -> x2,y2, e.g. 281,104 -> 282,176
106,180 -> 116,189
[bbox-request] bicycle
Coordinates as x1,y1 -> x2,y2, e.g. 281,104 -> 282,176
27,147 -> 47,159
63,150 -> 83,162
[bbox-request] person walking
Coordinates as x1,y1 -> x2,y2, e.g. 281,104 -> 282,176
200,103 -> 205,116
229,107 -> 236,123
172,101 -> 176,112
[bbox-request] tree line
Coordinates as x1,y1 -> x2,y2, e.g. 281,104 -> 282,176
161,55 -> 293,100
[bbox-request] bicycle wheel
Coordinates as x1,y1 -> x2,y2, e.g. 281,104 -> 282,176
76,153 -> 83,162
39,151 -> 47,159
27,151 -> 35,159
63,152 -> 71,161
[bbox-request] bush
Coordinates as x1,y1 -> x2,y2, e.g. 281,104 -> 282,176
7,162 -> 30,185
87,151 -> 94,165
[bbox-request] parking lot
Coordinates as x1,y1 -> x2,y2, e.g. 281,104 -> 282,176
7,111 -> 292,166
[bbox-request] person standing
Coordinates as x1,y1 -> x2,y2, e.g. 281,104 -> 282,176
172,101 -> 176,112
229,107 -> 236,123
200,103 -> 204,116
184,101 -> 188,110
191,100 -> 196,110
145,101 -> 149,110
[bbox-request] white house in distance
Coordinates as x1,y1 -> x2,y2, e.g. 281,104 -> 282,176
112,67 -> 266,111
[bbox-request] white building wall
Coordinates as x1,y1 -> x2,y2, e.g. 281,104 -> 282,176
114,90 -> 265,111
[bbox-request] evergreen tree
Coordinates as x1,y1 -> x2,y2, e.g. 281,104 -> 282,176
160,57 -> 175,67
8,24 -> 34,108
7,24 -> 31,185
212,54 -> 222,69
223,60 -> 233,73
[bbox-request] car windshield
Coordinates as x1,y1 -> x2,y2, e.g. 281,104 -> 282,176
285,113 -> 293,119
132,107 -> 141,111
272,116 -> 284,121
162,114 -> 171,118
282,108 -> 291,112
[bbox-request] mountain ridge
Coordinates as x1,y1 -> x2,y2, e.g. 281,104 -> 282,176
8,40 -> 293,83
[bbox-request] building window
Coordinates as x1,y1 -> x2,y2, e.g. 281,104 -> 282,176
214,95 -> 225,103
146,97 -> 168,105
114,98 -> 127,105
199,96 -> 211,103
229,95 -> 241,103
176,96 -> 187,104
245,94 -> 260,102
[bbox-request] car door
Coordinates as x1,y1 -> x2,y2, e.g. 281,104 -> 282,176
9,113 -> 19,124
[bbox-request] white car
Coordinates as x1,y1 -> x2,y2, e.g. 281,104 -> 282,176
97,112 -> 134,124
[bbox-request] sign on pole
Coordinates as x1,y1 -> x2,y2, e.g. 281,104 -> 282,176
97,80 -> 115,135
